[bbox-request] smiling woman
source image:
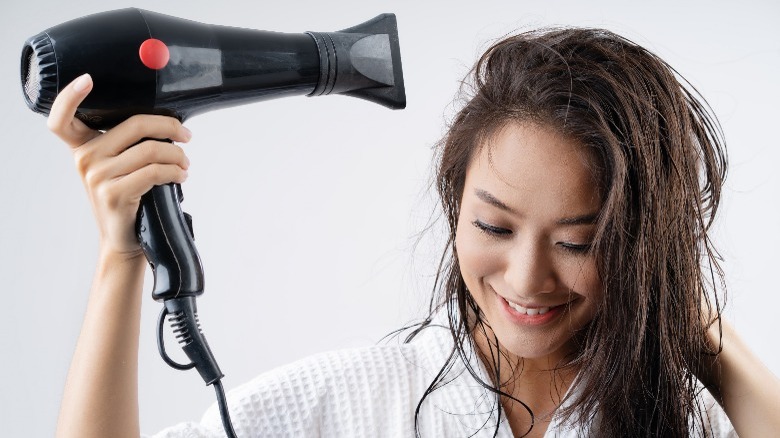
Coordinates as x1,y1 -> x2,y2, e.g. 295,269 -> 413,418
423,27 -> 780,437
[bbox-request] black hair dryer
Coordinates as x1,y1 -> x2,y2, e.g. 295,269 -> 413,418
21,8 -> 405,437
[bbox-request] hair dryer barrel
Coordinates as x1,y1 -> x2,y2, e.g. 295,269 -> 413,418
21,8 -> 405,130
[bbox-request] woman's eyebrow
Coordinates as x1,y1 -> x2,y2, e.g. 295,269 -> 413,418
475,189 -> 516,215
556,213 -> 599,226
475,188 -> 597,225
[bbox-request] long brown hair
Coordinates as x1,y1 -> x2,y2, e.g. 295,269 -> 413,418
407,27 -> 728,437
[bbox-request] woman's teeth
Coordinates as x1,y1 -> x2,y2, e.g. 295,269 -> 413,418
507,300 -> 551,315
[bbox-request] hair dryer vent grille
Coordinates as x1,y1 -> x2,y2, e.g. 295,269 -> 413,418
21,33 -> 58,115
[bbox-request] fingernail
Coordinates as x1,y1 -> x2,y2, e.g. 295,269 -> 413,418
182,126 -> 192,141
73,73 -> 91,92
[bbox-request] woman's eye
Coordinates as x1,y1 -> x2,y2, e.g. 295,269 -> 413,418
472,220 -> 511,237
558,242 -> 592,255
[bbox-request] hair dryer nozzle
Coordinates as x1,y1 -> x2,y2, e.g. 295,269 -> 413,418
307,14 -> 406,109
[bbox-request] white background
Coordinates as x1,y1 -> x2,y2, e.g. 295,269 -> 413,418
0,0 -> 778,435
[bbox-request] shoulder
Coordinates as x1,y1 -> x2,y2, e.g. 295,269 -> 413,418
547,377 -> 738,438
201,324 -> 453,437
234,338 -> 431,405
248,322 -> 450,391
145,320 -> 468,437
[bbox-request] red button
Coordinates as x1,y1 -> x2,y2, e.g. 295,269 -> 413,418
139,39 -> 170,70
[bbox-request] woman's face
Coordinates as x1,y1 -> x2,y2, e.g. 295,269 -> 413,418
456,122 -> 602,367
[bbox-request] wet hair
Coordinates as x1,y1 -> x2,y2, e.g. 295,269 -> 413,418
404,27 -> 728,437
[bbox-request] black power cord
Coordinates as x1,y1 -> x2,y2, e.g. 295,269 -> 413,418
157,297 -> 238,438
213,379 -> 238,438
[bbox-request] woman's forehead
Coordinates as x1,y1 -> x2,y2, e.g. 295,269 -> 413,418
466,122 -> 601,215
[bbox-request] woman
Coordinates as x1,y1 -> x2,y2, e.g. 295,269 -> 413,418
49,28 -> 779,437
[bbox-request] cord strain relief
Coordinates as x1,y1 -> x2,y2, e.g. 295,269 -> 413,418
164,297 -> 224,385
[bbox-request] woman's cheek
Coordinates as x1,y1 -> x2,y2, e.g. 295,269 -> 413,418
561,257 -> 602,302
456,225 -> 502,291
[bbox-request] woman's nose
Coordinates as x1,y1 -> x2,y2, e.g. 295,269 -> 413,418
504,239 -> 557,298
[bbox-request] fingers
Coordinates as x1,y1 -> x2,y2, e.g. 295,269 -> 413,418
84,140 -> 189,187
47,73 -> 101,148
98,114 -> 192,157
112,163 -> 189,202
73,115 -> 192,180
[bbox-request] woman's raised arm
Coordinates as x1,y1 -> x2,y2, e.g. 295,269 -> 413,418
49,74 -> 191,438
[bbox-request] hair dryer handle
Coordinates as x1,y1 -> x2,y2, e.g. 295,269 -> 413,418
136,180 -> 204,301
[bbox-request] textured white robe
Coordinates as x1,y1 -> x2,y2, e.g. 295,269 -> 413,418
146,308 -> 735,437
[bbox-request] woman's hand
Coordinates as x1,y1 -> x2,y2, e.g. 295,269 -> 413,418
47,73 -> 192,257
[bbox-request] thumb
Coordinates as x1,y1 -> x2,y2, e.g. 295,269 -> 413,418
47,73 -> 101,148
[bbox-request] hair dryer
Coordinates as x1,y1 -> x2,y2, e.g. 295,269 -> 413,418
21,8 -> 405,437
22,8 -> 405,127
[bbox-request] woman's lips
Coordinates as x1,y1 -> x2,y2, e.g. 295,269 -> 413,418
497,294 -> 573,326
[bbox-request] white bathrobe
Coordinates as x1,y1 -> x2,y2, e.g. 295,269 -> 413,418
147,308 -> 735,437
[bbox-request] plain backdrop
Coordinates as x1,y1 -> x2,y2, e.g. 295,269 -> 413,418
1,0 -> 778,435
